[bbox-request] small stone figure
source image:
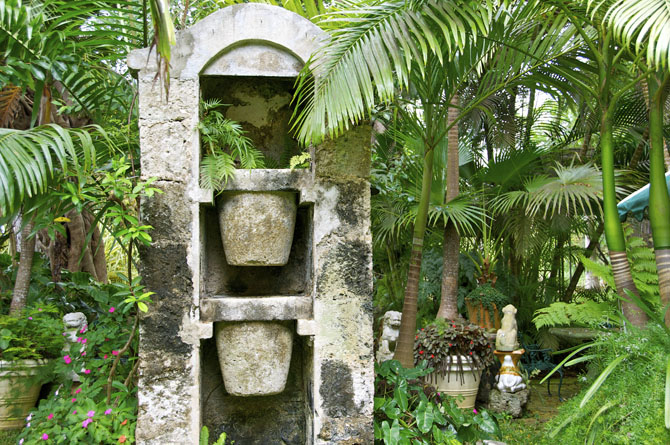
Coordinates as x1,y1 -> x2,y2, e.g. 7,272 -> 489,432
63,312 -> 87,382
495,304 -> 519,352
376,311 -> 402,363
495,354 -> 526,393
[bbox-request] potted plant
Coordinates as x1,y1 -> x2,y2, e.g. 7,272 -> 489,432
464,283 -> 509,330
414,319 -> 494,409
0,305 -> 64,429
199,99 -> 298,266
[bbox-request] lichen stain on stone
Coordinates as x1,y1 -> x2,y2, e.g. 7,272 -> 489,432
317,241 -> 372,299
320,360 -> 356,417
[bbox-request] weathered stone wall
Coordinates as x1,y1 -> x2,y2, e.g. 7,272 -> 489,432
129,4 -> 373,444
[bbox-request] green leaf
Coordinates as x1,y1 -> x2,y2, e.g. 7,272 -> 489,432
665,355 -> 670,429
414,400 -> 434,434
394,386 -> 408,412
382,420 -> 401,444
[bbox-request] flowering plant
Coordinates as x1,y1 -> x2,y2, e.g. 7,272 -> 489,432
414,319 -> 494,378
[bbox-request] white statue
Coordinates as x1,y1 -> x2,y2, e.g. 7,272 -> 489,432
63,312 -> 87,382
495,354 -> 526,393
495,304 -> 519,352
377,311 -> 402,363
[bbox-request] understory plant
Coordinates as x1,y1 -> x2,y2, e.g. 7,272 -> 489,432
374,360 -> 500,444
17,157 -> 158,444
0,304 -> 64,362
413,319 -> 494,383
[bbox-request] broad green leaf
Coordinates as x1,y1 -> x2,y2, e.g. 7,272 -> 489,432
580,353 -> 628,408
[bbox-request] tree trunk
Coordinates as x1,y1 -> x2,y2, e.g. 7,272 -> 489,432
646,71 -> 670,326
564,222 -> 604,302
10,219 -> 35,315
438,96 -> 461,320
599,41 -> 647,327
394,147 -> 435,368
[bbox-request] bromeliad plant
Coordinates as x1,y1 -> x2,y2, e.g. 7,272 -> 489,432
414,319 -> 494,382
198,99 -> 265,191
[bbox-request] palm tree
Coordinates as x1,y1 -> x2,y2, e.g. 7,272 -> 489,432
293,0 -> 585,366
597,0 -> 670,325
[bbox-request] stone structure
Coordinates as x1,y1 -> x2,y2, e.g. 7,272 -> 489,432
127,4 -> 373,444
376,310 -> 401,363
62,312 -> 87,382
488,387 -> 530,418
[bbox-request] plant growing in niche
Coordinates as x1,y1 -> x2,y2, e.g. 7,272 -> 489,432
198,99 -> 265,190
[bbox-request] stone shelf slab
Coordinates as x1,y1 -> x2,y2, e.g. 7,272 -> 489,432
200,296 -> 313,322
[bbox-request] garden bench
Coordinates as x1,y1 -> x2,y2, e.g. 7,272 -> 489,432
521,343 -> 563,401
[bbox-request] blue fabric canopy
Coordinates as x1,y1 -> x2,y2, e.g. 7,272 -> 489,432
617,172 -> 670,221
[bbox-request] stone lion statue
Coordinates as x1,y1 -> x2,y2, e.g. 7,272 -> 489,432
376,311 -> 402,363
495,304 -> 519,352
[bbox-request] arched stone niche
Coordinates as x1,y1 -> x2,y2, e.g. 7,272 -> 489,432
129,5 -> 373,445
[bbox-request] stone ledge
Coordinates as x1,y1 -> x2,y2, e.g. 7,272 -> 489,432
200,296 -> 313,322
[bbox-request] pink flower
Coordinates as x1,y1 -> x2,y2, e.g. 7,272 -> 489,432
41,433 -> 48,440
104,409 -> 112,415
73,410 -> 77,415
28,316 -> 32,320
81,338 -> 87,344
84,369 -> 91,374
104,354 -> 108,359
112,350 -> 119,356
19,439 -> 24,445
81,351 -> 86,357
87,410 -> 95,417
82,418 -> 92,428
71,398 -> 77,403
63,355 -> 72,364
75,388 -> 81,394
38,308 -> 42,312
62,332 -> 67,336
80,325 -> 87,334
76,337 -> 82,343
47,413 -> 53,420
473,408 -> 478,414
109,307 -> 115,313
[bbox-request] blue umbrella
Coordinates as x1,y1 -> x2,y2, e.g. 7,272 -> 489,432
617,172 -> 670,221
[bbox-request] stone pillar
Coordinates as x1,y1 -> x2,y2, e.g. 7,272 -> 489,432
311,127 -> 374,443
132,72 -> 205,444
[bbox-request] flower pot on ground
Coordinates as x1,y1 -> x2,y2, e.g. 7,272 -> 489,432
464,283 -> 509,330
218,191 -> 297,266
414,319 -> 494,409
0,360 -> 45,429
214,321 -> 293,396
0,306 -> 63,430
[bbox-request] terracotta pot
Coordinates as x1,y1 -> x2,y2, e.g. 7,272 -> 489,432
215,321 -> 293,396
465,301 -> 501,330
0,360 -> 44,430
218,191 -> 297,266
431,356 -> 481,409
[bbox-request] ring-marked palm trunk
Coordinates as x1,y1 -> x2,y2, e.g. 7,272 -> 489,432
598,47 -> 647,326
646,71 -> 670,326
438,97 -> 461,320
393,146 -> 435,368
9,219 -> 35,315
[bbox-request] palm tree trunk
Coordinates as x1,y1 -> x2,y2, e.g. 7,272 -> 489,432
564,222 -> 604,302
10,219 -> 35,315
438,97 -> 461,320
646,71 -> 670,326
598,40 -> 647,327
394,147 -> 435,368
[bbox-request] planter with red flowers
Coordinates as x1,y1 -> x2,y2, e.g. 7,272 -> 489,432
414,319 -> 494,409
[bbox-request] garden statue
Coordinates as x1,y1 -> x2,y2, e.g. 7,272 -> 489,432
377,311 -> 402,363
495,304 -> 519,351
495,354 -> 526,393
63,312 -> 87,382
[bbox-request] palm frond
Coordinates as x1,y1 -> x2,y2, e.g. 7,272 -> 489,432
0,124 -> 105,218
